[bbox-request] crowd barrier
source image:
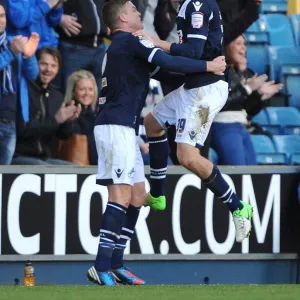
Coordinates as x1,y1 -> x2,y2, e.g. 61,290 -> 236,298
0,165 -> 299,284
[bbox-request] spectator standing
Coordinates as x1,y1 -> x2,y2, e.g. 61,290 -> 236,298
56,0 -> 108,93
12,46 -> 81,165
59,70 -> 98,165
0,1 -> 39,165
3,0 -> 63,49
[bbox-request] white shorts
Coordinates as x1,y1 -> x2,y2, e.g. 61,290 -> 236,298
152,80 -> 229,147
94,125 -> 145,186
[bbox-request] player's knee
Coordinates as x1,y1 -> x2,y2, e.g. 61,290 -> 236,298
144,113 -> 163,136
131,190 -> 147,207
177,146 -> 199,170
109,198 -> 131,208
177,153 -> 195,169
108,185 -> 132,207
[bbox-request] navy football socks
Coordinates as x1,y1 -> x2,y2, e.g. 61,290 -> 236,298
148,134 -> 169,197
111,205 -> 141,269
95,202 -> 127,272
202,166 -> 243,212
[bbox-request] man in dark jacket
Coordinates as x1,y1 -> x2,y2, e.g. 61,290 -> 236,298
56,0 -> 108,93
12,46 -> 81,165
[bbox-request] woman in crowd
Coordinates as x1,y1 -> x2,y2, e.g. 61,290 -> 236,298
211,35 -> 282,165
59,70 -> 98,165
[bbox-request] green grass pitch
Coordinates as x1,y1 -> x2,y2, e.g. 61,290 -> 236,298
0,285 -> 300,300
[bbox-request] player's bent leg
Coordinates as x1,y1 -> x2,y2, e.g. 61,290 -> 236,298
174,81 -> 252,242
145,86 -> 179,210
177,143 -> 253,242
144,113 -> 168,211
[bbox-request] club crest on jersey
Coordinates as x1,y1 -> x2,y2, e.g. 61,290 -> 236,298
192,12 -> 204,28
193,1 -> 203,11
139,38 -> 155,48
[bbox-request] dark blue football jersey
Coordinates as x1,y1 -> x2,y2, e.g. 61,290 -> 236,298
176,0 -> 225,88
95,31 -> 159,134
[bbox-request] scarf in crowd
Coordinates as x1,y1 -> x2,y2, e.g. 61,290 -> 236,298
0,31 -> 16,95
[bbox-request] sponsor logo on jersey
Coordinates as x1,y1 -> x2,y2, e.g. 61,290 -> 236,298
99,97 -> 106,105
139,38 -> 155,48
191,12 -> 204,29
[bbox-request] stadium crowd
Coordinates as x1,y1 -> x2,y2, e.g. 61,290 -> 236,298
0,0 -> 297,167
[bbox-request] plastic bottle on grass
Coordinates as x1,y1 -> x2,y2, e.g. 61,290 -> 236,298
24,261 -> 35,287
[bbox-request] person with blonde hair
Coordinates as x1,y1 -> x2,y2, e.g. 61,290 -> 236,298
59,70 -> 98,165
64,70 -> 98,109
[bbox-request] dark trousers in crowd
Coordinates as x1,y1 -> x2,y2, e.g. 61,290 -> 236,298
0,120 -> 16,165
58,41 -> 107,93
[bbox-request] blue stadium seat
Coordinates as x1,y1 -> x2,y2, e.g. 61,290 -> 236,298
262,125 -> 282,135
265,107 -> 300,135
245,32 -> 269,44
245,17 -> 269,74
256,153 -> 287,164
272,135 -> 300,159
251,134 -> 276,153
290,14 -> 300,47
260,0 -> 287,14
250,135 -> 287,164
265,107 -> 300,124
260,14 -> 295,46
252,110 -> 281,134
247,44 -> 269,75
246,19 -> 260,32
252,109 -> 269,125
209,148 -> 218,165
284,73 -> 300,109
290,153 -> 300,165
268,46 -> 300,82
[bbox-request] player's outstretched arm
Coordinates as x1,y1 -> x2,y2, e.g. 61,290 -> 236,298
151,50 -> 226,75
134,30 -> 205,59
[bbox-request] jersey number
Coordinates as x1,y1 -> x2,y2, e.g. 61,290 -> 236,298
177,118 -> 186,133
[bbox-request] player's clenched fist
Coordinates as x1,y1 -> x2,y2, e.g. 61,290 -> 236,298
206,56 -> 226,75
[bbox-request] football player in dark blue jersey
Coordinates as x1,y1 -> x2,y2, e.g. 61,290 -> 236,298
135,0 -> 253,243
87,0 -> 227,286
